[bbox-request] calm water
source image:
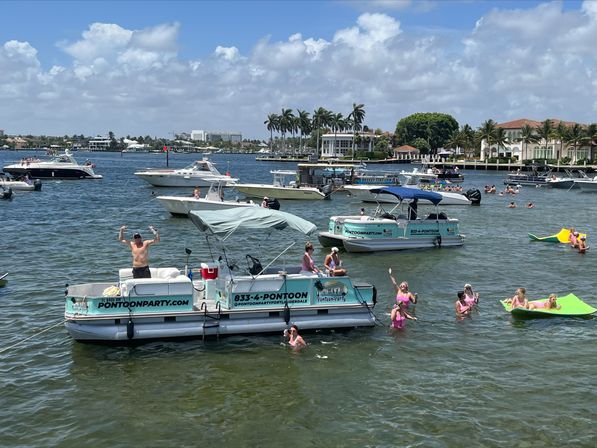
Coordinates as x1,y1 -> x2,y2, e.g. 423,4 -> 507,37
1,151 -> 596,447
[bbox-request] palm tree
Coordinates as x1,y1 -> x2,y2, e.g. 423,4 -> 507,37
279,108 -> 294,154
296,109 -> 311,153
554,122 -> 568,160
330,113 -> 344,157
565,123 -> 585,163
535,120 -> 553,160
584,123 -> 597,162
518,124 -> 539,162
493,127 -> 510,158
477,119 -> 496,159
312,107 -> 329,155
264,113 -> 280,152
347,103 -> 365,158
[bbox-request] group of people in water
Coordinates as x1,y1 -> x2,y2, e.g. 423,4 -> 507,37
569,228 -> 587,254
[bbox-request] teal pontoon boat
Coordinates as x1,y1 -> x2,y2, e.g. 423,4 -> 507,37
65,208 -> 377,342
318,186 -> 464,253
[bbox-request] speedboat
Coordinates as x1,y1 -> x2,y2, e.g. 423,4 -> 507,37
504,165 -> 551,186
318,186 -> 464,253
344,169 -> 479,206
156,181 -> 258,216
423,165 -> 464,183
134,159 -> 238,187
574,175 -> 597,192
235,170 -> 328,200
64,208 -> 377,342
0,173 -> 42,191
544,170 -> 579,189
3,150 -> 102,179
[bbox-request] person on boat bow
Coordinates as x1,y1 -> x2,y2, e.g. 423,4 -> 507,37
324,247 -> 347,277
119,225 -> 160,278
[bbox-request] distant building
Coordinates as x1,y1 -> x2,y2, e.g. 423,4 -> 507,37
393,145 -> 420,160
480,118 -> 590,162
7,137 -> 27,149
89,136 -> 111,151
320,132 -> 377,158
0,129 -> 4,137
191,130 -> 242,143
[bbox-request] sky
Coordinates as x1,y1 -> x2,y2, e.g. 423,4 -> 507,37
1,0 -> 595,139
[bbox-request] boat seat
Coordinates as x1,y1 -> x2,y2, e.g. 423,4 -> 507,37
261,265 -> 302,275
426,212 -> 448,220
119,267 -> 180,282
120,274 -> 192,297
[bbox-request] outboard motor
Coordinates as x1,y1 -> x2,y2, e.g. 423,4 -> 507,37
33,179 -> 42,191
464,188 -> 482,206
266,197 -> 280,210
320,184 -> 333,199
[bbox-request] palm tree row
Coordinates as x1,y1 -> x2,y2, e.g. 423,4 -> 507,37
264,104 -> 366,157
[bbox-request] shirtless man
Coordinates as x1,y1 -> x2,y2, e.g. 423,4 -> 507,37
119,225 -> 160,278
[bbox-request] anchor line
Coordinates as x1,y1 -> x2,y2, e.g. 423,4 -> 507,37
354,286 -> 385,327
0,319 -> 67,355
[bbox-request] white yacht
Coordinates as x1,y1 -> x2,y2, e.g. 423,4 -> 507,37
134,159 -> 237,187
156,182 -> 258,216
235,170 -> 328,200
3,150 -> 102,179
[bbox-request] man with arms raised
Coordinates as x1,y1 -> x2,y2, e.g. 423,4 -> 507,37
119,225 -> 160,278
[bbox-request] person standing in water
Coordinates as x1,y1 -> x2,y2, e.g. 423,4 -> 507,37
119,225 -> 160,278
285,325 -> 306,349
455,291 -> 471,317
390,301 -> 417,329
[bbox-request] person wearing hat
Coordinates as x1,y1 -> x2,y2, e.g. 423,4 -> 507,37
324,247 -> 346,277
119,225 -> 160,278
569,229 -> 579,248
578,235 -> 587,254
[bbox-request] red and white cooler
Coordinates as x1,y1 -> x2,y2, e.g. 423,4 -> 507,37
200,262 -> 219,279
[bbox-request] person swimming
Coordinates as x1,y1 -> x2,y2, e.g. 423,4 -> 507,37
463,283 -> 479,308
578,236 -> 587,254
455,291 -> 471,317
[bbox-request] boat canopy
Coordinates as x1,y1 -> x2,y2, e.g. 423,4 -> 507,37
369,186 -> 443,205
189,208 -> 317,238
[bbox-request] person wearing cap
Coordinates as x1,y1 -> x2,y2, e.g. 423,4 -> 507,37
569,229 -> 579,248
119,225 -> 160,278
324,247 -> 346,277
578,235 -> 587,254
261,196 -> 269,208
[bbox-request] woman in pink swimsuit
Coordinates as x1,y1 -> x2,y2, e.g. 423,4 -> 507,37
390,301 -> 417,329
529,294 -> 561,310
389,273 -> 417,309
455,291 -> 472,317
506,287 -> 529,309
463,283 -> 479,308
302,242 -> 320,274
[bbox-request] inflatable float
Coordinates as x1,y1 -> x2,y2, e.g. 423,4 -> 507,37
528,228 -> 587,243
501,293 -> 597,318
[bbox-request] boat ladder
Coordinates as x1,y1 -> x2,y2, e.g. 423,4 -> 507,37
200,301 -> 222,341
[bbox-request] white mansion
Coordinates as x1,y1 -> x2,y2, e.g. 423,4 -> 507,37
320,132 -> 381,158
480,118 -> 592,162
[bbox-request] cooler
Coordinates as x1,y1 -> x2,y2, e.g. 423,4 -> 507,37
200,262 -> 219,279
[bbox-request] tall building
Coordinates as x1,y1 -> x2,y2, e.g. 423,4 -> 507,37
320,132 -> 377,158
191,130 -> 242,143
88,136 -> 111,151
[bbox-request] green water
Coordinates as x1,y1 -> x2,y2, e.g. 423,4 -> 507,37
1,152 -> 596,447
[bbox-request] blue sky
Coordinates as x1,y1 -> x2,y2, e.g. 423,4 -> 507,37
0,0 -> 594,138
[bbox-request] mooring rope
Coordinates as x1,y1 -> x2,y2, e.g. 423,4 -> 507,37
0,319 -> 67,355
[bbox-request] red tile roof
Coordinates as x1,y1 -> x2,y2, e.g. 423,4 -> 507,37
497,118 -> 582,129
395,145 -> 418,152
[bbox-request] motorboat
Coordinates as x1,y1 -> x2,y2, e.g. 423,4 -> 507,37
343,169 -> 480,206
351,169 -> 401,186
504,165 -> 551,186
64,208 -> 377,342
400,168 -> 437,182
235,170 -> 328,200
423,165 -> 464,183
545,171 -> 578,189
134,159 -> 238,187
574,174 -> 597,192
1,186 -> 13,200
0,173 -> 42,191
3,150 -> 102,179
318,186 -> 464,253
156,181 -> 258,216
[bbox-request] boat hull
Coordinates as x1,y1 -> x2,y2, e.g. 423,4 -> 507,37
3,166 -> 100,179
546,180 -> 577,189
135,173 -> 237,187
319,231 -> 464,252
575,180 -> 597,191
235,184 -> 325,200
0,180 -> 40,191
156,195 -> 257,216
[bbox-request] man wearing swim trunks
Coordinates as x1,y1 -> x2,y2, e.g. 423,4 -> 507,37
119,225 -> 160,278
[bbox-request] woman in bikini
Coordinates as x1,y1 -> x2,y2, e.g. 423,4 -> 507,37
507,287 -> 529,309
529,294 -> 561,310
389,272 -> 417,309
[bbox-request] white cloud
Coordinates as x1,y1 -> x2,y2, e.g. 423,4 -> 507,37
2,3 -> 597,137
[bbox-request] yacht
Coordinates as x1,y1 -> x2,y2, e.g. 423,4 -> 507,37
134,159 -> 237,187
3,150 -> 102,179
235,170 -> 328,200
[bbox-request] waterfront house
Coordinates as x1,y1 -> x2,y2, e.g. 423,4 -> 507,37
393,144 -> 420,161
89,136 -> 111,151
480,118 -> 591,162
320,132 -> 378,158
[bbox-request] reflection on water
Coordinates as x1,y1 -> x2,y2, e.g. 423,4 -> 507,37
1,151 -> 597,446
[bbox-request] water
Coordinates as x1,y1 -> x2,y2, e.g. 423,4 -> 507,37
1,151 -> 596,447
